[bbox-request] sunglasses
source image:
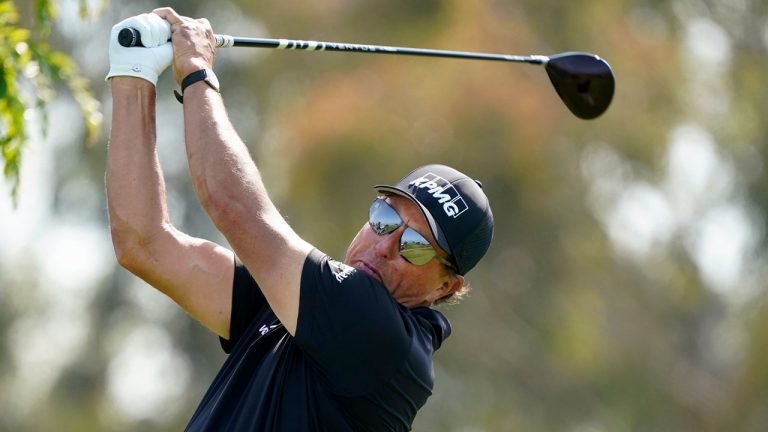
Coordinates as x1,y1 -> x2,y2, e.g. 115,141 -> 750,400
368,198 -> 456,270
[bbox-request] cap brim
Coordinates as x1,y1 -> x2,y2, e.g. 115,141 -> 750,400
374,184 -> 454,260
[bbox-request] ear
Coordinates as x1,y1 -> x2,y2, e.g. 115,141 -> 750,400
426,273 -> 465,304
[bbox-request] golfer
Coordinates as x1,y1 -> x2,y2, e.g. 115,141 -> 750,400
105,8 -> 493,431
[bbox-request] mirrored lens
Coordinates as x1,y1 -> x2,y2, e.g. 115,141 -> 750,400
368,199 -> 402,235
368,198 -> 454,269
399,227 -> 437,265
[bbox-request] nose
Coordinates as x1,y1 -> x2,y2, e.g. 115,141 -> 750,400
373,227 -> 402,260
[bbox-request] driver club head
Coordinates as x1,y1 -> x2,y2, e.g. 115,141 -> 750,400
544,52 -> 615,119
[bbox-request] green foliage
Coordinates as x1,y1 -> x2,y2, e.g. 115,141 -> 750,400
0,0 -> 101,204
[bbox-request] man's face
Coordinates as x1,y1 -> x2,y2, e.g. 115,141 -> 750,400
344,195 -> 463,307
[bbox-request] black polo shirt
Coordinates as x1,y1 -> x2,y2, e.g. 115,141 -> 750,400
185,248 -> 451,431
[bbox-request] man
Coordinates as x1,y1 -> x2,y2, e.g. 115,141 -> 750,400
105,8 -> 493,431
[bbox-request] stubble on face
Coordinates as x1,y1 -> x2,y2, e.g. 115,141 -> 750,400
343,196 -> 453,307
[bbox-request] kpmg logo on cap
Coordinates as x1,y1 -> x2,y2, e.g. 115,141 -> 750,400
409,173 -> 469,218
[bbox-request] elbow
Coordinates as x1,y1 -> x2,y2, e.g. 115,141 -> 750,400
110,225 -> 141,271
110,223 -> 154,274
191,162 -> 264,233
201,188 -> 251,232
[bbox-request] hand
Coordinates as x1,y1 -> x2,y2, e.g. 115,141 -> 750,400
153,7 -> 216,86
106,13 -> 173,86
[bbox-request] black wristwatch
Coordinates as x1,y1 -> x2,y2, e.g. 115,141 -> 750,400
174,68 -> 220,103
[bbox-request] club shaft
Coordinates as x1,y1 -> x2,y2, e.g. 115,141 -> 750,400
215,35 -> 548,64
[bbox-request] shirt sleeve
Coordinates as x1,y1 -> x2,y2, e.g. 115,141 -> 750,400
294,249 -> 411,396
219,257 -> 268,353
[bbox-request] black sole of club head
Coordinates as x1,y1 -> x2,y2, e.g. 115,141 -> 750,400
545,52 -> 615,119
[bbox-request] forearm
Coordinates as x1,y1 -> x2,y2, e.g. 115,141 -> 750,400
106,78 -> 170,260
181,84 -> 310,332
182,84 -> 287,247
164,7 -> 309,334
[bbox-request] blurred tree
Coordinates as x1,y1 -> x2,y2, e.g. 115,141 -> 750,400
0,0 -> 101,204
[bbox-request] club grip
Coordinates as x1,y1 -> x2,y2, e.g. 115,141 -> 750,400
118,28 -> 143,47
117,27 -> 232,48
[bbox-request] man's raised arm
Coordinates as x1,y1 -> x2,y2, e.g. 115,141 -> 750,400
105,13 -> 235,338
155,8 -> 313,335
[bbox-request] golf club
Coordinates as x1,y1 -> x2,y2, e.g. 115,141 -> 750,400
119,28 -> 615,119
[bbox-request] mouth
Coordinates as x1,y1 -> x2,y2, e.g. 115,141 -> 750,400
356,260 -> 383,283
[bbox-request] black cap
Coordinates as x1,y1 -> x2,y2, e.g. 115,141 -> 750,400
375,164 -> 494,275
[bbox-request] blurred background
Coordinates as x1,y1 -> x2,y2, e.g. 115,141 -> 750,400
1,0 -> 767,430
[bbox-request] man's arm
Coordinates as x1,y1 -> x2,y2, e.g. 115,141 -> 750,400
106,77 -> 235,338
155,8 -> 312,335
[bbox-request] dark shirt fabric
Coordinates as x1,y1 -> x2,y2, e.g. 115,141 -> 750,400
185,248 -> 451,431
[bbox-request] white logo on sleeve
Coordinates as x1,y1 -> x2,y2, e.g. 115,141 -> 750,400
329,259 -> 356,283
409,173 -> 469,218
258,324 -> 280,335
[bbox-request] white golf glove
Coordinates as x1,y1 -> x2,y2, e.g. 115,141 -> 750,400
106,13 -> 173,86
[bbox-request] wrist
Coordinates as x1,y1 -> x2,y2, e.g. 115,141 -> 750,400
111,76 -> 157,91
174,68 -> 220,104
106,64 -> 161,86
178,59 -> 213,83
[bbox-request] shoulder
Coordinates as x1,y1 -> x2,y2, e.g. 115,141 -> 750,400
299,249 -> 393,307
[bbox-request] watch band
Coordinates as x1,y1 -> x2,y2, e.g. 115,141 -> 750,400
174,69 -> 219,104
